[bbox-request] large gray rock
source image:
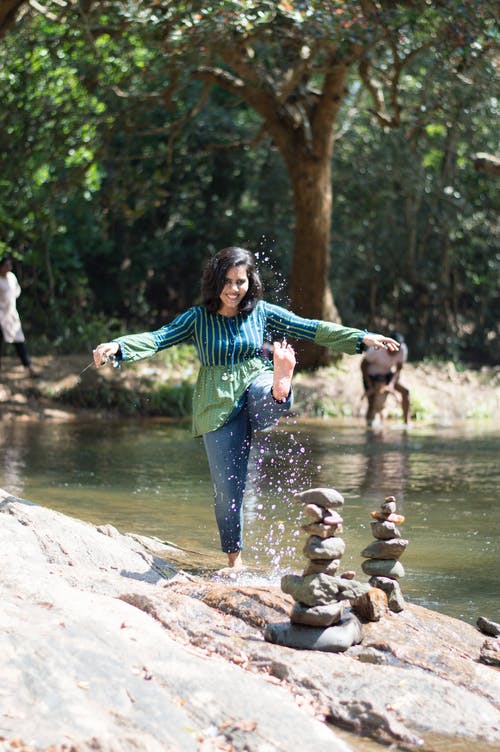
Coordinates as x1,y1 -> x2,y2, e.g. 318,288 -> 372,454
1,489 -> 500,751
265,612 -> 363,652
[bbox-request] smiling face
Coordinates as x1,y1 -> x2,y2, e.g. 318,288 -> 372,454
217,264 -> 249,316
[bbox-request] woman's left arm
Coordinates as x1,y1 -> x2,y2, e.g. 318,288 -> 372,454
361,332 -> 400,352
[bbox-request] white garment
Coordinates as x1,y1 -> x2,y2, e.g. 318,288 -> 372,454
0,271 -> 25,342
364,342 -> 407,376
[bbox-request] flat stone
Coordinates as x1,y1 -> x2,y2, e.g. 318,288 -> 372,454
290,600 -> 346,627
369,576 -> 406,612
301,522 -> 342,538
303,535 -> 345,560
361,559 -> 405,579
371,520 -> 401,540
361,539 -> 408,560
294,487 -> 344,508
264,611 -> 363,652
303,559 -> 340,576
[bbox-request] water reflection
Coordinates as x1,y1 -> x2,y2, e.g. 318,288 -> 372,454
0,417 -> 498,624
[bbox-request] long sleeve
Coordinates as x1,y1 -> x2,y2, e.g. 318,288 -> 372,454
262,302 -> 365,355
114,308 -> 197,363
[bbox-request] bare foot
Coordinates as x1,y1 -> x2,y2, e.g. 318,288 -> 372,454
213,551 -> 244,578
272,340 -> 296,401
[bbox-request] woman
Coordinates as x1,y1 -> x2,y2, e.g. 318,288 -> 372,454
0,257 -> 38,377
93,247 -> 399,572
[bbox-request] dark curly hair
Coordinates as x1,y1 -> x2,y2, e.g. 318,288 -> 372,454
201,247 -> 263,315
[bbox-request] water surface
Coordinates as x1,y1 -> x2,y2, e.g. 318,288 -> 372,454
1,416 -> 498,625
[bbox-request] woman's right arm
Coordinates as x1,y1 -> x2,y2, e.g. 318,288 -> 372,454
93,307 -> 197,367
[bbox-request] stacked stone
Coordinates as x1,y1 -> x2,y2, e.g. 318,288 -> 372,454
264,487 -> 371,652
360,495 -> 408,613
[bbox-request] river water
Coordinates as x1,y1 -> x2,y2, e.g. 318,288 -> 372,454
1,416 -> 498,626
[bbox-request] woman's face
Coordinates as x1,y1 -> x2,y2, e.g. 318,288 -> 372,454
218,264 -> 249,316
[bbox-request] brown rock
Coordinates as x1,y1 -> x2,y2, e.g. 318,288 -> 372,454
370,511 -> 405,524
479,638 -> 500,667
351,587 -> 388,622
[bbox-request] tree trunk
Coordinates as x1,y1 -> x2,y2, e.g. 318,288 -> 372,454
287,155 -> 339,368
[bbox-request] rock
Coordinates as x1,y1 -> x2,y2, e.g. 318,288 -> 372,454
301,521 -> 342,538
480,638 -> 500,667
360,538 -> 408,560
477,615 -> 500,637
281,573 -> 342,606
340,570 -> 357,580
290,600 -> 346,627
380,499 -> 397,514
265,612 -> 363,653
303,502 -> 327,521
2,490 -> 500,751
294,487 -> 345,508
303,558 -> 341,576
361,559 -> 405,579
351,588 -> 388,622
281,573 -> 370,606
370,520 -> 401,540
370,511 -> 405,524
322,511 -> 344,526
369,576 -> 406,613
303,535 -> 346,560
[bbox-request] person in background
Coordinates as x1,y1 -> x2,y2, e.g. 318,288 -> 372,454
0,257 -> 38,378
361,331 -> 410,425
93,246 -> 400,573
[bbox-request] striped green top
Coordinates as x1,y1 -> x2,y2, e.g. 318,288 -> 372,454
114,300 -> 366,436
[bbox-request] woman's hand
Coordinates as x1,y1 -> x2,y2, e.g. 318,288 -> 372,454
93,341 -> 119,367
362,333 -> 400,352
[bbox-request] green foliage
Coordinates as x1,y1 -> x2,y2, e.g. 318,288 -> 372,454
0,1 -> 497,365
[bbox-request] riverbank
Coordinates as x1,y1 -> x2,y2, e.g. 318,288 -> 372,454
0,352 -> 498,423
1,489 -> 499,752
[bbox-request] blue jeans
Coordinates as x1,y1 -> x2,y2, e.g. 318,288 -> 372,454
203,372 -> 293,554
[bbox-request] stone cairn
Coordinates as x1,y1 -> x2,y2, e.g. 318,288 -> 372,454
360,495 -> 408,613
264,487 -> 373,652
